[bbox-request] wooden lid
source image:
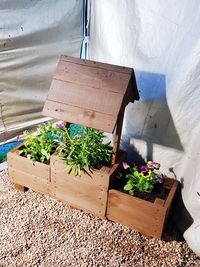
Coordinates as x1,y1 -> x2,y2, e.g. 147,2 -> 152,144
42,55 -> 139,133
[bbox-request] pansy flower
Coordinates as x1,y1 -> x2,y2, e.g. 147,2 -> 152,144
140,165 -> 149,172
141,169 -> 152,179
153,162 -> 160,170
147,161 -> 160,170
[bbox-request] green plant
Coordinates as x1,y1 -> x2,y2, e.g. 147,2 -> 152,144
122,161 -> 165,195
58,127 -> 112,175
19,122 -> 64,164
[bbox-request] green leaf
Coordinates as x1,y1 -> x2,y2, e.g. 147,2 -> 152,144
124,183 -> 133,191
41,149 -> 48,157
65,165 -> 73,174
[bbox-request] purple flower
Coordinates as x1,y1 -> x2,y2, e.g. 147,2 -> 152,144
56,121 -> 64,128
16,135 -> 20,141
153,162 -> 160,170
140,165 -> 149,172
122,162 -> 129,170
147,161 -> 160,170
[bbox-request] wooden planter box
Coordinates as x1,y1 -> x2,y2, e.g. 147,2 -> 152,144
50,152 -> 126,218
106,178 -> 178,238
7,144 -> 52,195
7,56 -> 139,220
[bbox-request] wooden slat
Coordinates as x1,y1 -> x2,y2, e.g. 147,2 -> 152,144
9,168 -> 53,196
50,154 -> 110,187
112,109 -> 125,164
51,158 -> 110,218
106,189 -> 166,239
51,154 -> 111,175
51,170 -> 108,218
7,150 -> 50,181
60,55 -> 133,74
164,180 -> 178,208
47,79 -> 123,116
54,60 -> 130,94
154,198 -> 165,206
42,100 -> 117,133
50,155 -> 125,218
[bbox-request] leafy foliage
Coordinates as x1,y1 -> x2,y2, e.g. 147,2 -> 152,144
122,161 -> 165,195
19,122 -> 64,164
58,127 -> 112,175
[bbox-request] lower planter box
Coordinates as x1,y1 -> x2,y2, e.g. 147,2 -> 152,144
50,152 -> 126,218
7,144 -> 52,195
106,178 -> 178,239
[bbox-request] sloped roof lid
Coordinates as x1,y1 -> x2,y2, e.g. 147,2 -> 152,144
42,55 -> 138,133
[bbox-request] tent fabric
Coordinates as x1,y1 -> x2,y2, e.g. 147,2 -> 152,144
89,0 -> 200,255
0,0 -> 83,142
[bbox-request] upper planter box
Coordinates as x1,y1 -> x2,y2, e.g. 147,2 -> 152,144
42,55 -> 139,134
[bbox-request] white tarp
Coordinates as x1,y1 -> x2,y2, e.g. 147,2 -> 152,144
0,0 -> 82,142
89,0 -> 200,255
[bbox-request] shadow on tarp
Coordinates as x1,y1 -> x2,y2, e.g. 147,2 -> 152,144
122,70 -> 184,163
121,71 -> 192,240
163,181 -> 194,242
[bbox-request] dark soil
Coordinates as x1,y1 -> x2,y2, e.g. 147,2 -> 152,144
112,177 -> 170,203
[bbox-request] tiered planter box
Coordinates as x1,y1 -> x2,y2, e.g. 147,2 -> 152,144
50,152 -> 126,218
106,178 -> 178,238
8,55 -> 139,219
7,144 -> 52,195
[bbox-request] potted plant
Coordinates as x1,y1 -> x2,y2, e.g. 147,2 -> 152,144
106,161 -> 178,238
50,126 -> 126,218
7,121 -> 64,194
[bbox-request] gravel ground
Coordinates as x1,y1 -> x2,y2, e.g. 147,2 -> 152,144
0,169 -> 199,267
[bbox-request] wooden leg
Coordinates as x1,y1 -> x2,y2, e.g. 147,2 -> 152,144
14,183 -> 27,192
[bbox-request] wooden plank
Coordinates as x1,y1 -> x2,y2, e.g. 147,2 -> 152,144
51,153 -> 111,175
42,100 -> 117,133
50,155 -> 118,218
60,55 -> 133,74
54,60 -> 130,94
106,189 -> 166,238
51,155 -> 110,188
154,198 -> 165,206
9,168 -> 53,196
48,79 -> 123,116
164,180 -> 178,209
7,151 -> 50,181
51,171 -> 108,218
112,109 -> 125,164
